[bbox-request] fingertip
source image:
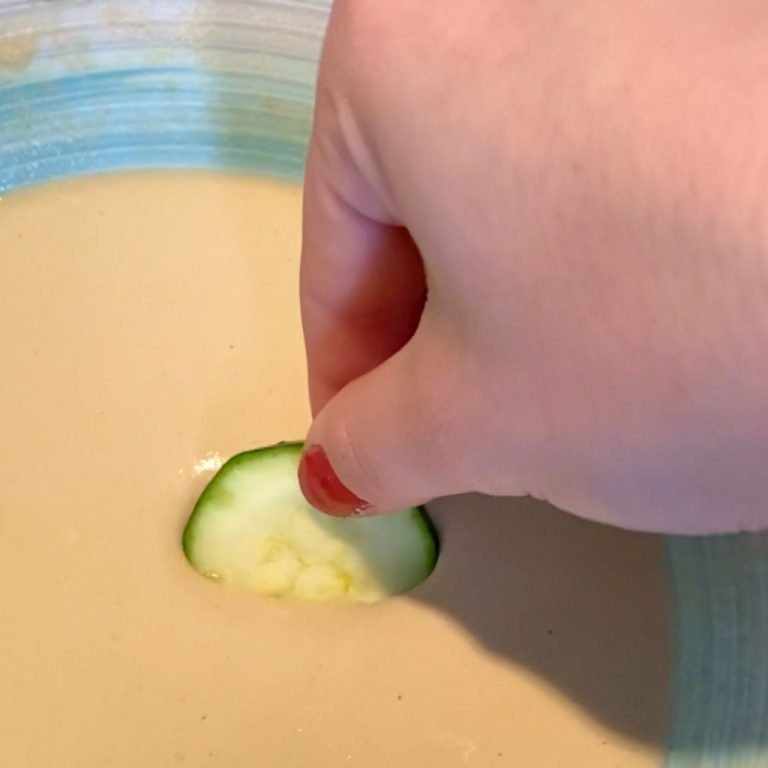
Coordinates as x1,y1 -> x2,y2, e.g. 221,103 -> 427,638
298,444 -> 371,518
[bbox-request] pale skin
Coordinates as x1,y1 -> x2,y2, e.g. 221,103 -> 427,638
299,0 -> 768,534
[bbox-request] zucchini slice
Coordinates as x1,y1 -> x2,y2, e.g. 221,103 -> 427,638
182,443 -> 438,603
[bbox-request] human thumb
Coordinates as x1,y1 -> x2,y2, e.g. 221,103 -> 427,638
298,335 -> 462,517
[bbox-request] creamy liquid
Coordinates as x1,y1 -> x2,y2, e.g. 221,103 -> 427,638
0,172 -> 671,767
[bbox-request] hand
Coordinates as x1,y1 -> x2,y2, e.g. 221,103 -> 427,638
299,0 -> 768,534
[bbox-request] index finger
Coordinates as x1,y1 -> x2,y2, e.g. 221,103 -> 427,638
300,113 -> 426,416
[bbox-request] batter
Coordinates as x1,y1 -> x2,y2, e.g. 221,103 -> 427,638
0,172 -> 671,766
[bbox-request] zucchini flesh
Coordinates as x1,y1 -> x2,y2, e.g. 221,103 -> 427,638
182,443 -> 438,603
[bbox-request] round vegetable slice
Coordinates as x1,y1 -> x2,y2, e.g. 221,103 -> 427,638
182,442 -> 438,603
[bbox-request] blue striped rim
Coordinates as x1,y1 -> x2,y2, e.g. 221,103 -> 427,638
0,0 -> 323,191
0,65 -> 313,192
666,534 -> 768,767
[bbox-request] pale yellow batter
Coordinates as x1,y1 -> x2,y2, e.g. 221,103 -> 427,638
0,172 -> 671,767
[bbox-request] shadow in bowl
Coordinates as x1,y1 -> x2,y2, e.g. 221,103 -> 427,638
413,493 -> 672,747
